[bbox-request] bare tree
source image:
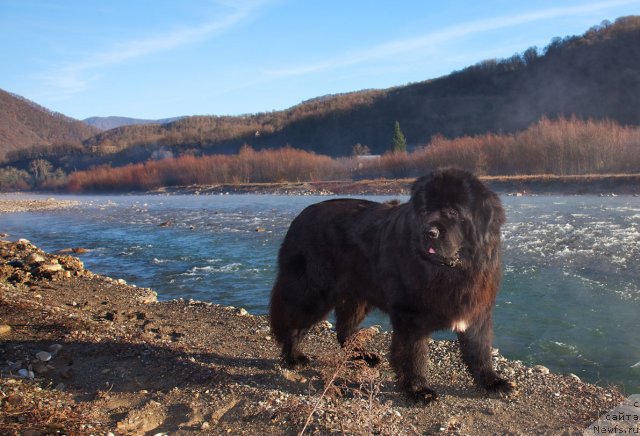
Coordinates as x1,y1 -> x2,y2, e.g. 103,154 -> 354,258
29,159 -> 53,185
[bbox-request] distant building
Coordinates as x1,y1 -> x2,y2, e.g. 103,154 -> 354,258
355,154 -> 381,160
355,154 -> 381,169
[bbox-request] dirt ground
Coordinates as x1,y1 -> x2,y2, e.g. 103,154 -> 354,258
0,235 -> 628,435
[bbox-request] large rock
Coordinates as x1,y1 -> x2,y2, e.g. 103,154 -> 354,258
1,239 -> 87,282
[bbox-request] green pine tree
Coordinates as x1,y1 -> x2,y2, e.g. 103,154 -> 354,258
391,121 -> 407,153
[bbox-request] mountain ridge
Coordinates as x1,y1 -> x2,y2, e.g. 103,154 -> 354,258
77,16 -> 640,160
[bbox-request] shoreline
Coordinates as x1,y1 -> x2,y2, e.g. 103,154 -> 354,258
1,173 -> 639,201
0,238 -> 628,434
138,173 -> 640,196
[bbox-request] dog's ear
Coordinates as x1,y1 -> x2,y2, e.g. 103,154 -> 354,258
410,174 -> 433,212
483,193 -> 505,231
474,190 -> 505,243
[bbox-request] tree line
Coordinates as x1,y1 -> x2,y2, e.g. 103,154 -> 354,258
9,116 -> 631,193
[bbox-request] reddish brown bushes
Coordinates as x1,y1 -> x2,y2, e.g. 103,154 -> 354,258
67,146 -> 348,192
356,117 -> 640,179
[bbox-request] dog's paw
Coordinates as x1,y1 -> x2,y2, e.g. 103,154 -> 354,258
484,377 -> 516,394
284,353 -> 311,368
350,351 -> 382,367
408,387 -> 439,404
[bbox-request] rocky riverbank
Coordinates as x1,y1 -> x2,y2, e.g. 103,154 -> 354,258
0,198 -> 80,214
0,238 -> 627,434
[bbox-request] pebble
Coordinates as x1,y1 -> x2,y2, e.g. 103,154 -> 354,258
502,367 -> 515,376
0,324 -> 11,335
117,279 -> 127,285
49,343 -> 63,355
533,365 -> 550,374
38,263 -> 63,273
25,253 -> 46,264
18,368 -> 34,379
36,351 -> 52,362
32,362 -> 50,375
237,308 -> 249,316
568,373 -> 581,382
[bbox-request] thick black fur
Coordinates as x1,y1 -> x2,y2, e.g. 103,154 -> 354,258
269,168 -> 513,402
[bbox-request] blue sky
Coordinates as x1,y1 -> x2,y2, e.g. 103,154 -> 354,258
1,0 -> 639,120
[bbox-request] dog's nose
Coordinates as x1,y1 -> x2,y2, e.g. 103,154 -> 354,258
427,227 -> 440,239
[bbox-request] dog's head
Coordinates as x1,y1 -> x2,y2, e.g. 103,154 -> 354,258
410,168 -> 504,268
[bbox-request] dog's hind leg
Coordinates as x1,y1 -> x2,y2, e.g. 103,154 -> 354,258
335,298 -> 369,345
270,276 -> 332,367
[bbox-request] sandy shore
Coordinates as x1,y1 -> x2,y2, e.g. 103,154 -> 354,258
0,238 -> 628,434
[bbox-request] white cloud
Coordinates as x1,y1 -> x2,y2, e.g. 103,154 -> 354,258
39,0 -> 266,95
266,0 -> 640,78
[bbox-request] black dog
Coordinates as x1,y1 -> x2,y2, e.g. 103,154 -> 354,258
269,168 -> 513,402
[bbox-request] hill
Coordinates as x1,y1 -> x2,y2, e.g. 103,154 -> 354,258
83,116 -> 185,130
73,16 -> 640,161
0,89 -> 98,159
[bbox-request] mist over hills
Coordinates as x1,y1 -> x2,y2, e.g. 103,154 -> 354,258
2,16 -> 640,170
83,116 -> 185,131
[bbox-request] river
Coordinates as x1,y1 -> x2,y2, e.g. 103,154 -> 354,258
1,193 -> 639,393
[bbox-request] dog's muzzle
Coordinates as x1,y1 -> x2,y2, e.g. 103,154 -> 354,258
426,248 -> 460,267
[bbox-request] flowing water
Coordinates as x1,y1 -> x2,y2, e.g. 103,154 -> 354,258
1,193 -> 639,393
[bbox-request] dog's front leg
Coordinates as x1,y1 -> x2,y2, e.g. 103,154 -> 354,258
457,312 -> 514,393
389,312 -> 438,403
